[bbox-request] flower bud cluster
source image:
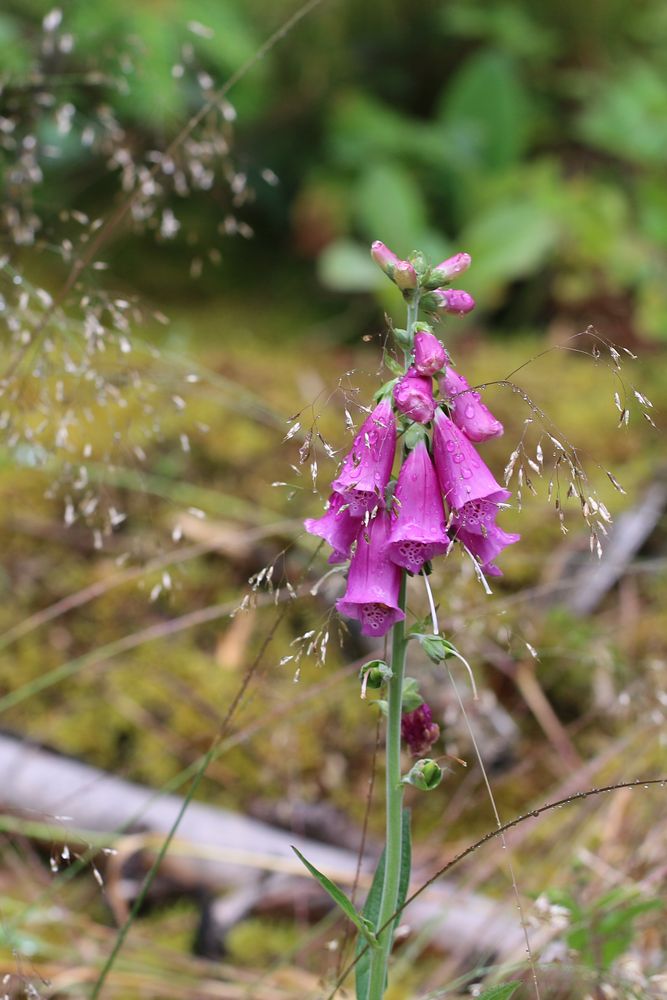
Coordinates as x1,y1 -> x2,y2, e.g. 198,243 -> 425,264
371,241 -> 474,315
304,243 -> 519,642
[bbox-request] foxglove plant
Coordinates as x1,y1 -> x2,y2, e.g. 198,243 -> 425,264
301,243 -> 519,999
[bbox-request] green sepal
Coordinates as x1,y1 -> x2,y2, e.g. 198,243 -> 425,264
355,809 -> 412,1000
403,758 -> 443,791
375,676 -> 423,717
393,326 -> 413,350
408,250 -> 428,278
402,422 -> 428,451
413,320 -> 434,335
291,847 -> 379,949
383,354 -> 404,377
360,659 -> 392,690
414,633 -> 457,664
373,378 -> 399,404
400,676 -> 423,713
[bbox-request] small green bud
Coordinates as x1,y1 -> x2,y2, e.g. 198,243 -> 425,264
418,634 -> 455,664
360,659 -> 392,695
408,250 -> 429,279
404,758 -> 443,791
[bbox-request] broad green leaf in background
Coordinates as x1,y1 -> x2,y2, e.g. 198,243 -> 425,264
355,809 -> 412,1000
355,162 -> 429,256
317,239 -> 385,293
577,62 -> 667,167
437,50 -> 534,172
0,13 -> 31,75
62,0 -> 263,125
444,1 -> 557,60
461,197 -> 560,301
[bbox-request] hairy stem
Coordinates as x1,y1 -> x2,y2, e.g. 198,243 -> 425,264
367,572 -> 407,999
404,294 -> 420,368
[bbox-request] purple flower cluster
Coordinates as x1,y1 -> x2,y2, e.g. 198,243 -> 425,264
304,244 -> 519,638
401,703 -> 440,756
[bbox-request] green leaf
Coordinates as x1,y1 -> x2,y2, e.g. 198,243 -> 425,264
291,847 -> 377,948
476,984 -> 521,1000
461,197 -> 560,298
377,676 -> 423,715
577,62 -> 667,168
355,162 -> 428,255
401,677 -> 423,713
317,239 -> 385,293
437,50 -> 533,171
355,809 -> 412,1000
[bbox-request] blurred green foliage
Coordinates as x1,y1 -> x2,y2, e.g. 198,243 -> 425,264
3,0 -> 667,336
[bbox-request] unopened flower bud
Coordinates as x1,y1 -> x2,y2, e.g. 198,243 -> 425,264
430,289 -> 476,315
413,331 -> 447,376
404,758 -> 443,791
418,634 -> 455,664
359,659 -> 392,692
393,260 -> 418,291
424,253 -> 472,289
370,240 -> 401,276
393,367 -> 435,424
371,241 -> 417,290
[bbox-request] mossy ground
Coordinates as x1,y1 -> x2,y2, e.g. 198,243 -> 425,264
1,299 -> 665,996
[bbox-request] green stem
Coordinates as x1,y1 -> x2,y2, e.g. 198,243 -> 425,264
403,293 -> 420,369
367,572 -> 407,1000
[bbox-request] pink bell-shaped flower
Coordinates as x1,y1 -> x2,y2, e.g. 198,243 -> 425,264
453,520 -> 520,578
393,367 -> 435,424
441,367 -> 503,442
336,511 -> 405,637
432,409 -> 510,514
304,492 -> 363,564
388,441 -> 449,573
331,399 -> 396,516
413,330 -> 447,377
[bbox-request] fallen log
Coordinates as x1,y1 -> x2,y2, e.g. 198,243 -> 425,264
0,731 -> 529,961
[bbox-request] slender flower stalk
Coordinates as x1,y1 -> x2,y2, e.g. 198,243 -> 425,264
367,572 -> 407,1000
366,287 -> 421,1000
